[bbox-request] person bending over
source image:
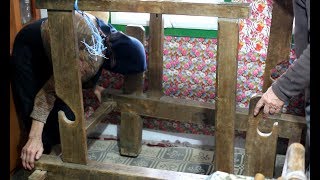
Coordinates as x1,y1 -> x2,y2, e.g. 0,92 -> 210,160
10,11 -> 147,170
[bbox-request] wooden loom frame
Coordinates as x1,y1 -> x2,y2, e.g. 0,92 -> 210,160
30,0 -> 306,179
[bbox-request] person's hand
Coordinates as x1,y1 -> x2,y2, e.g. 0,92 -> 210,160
94,85 -> 105,103
254,87 -> 285,116
20,136 -> 44,170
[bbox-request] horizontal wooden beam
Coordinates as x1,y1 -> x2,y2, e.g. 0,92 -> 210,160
35,155 -> 209,179
85,101 -> 117,134
28,170 -> 47,180
36,0 -> 250,18
102,93 -> 306,140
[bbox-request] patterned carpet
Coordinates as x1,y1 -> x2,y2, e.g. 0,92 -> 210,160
87,139 -> 285,177
11,138 -> 285,179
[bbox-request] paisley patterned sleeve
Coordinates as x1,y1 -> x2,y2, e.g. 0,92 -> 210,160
30,76 -> 56,123
31,12 -> 105,123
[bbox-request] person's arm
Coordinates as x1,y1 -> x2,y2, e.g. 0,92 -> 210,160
272,44 -> 310,102
21,77 -> 56,170
21,120 -> 44,170
254,44 -> 310,116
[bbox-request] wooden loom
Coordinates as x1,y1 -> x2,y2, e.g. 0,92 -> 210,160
30,0 -> 306,179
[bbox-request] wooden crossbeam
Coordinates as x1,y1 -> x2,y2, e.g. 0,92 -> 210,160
35,155 -> 209,180
102,93 -> 305,142
36,0 -> 250,18
28,170 -> 47,180
85,101 -> 117,134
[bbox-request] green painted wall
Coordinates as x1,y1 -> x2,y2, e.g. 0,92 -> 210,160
110,0 -> 233,38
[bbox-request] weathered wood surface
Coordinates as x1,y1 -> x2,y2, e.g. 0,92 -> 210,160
262,0 -> 293,91
214,18 -> 239,173
120,111 -> 143,157
147,14 -> 164,99
85,101 -> 117,134
28,170 -> 48,180
48,10 -> 88,164
102,93 -> 306,141
244,96 -> 279,178
36,0 -> 250,19
35,155 -> 209,180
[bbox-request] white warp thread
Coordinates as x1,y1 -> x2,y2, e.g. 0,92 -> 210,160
79,11 -> 107,61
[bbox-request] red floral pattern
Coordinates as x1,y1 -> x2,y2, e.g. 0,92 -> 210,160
82,0 -> 304,136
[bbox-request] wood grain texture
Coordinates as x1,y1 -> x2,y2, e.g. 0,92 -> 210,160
48,10 -> 87,164
120,111 -> 143,157
10,0 -> 22,54
147,14 -> 164,99
102,92 -> 306,141
214,18 -> 239,173
28,170 -> 48,180
244,96 -> 279,178
31,0 -> 41,20
35,155 -> 209,180
36,0 -> 250,18
10,86 -> 23,173
85,101 -> 117,134
262,0 -> 293,91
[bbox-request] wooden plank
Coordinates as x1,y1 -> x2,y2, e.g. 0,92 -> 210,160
262,0 -> 293,91
147,14 -> 164,99
244,96 -> 279,178
106,94 -> 215,124
214,18 -> 239,173
102,93 -> 306,141
10,85 -> 23,174
35,155 -> 209,180
36,0 -> 250,19
28,170 -> 47,180
85,101 -> 117,134
48,10 -> 87,164
10,0 -> 22,54
119,111 -> 143,157
31,0 -> 41,20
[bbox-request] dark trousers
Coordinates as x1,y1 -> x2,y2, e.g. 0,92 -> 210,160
10,18 -> 76,153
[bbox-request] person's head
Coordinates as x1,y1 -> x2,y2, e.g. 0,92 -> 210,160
104,31 -> 147,75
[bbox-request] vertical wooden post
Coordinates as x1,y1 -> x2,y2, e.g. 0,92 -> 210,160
244,96 -> 279,178
48,10 -> 88,164
214,18 -> 239,173
147,13 -> 164,99
262,0 -> 293,91
120,110 -> 143,157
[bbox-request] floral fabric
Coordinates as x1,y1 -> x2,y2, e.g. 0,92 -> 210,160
83,0 -> 304,135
